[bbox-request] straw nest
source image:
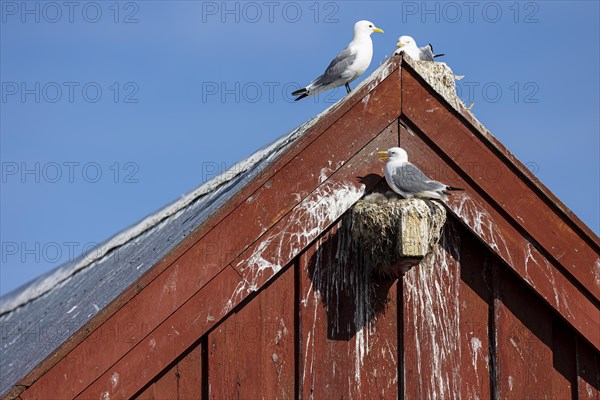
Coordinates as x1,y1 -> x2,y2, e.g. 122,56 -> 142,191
351,194 -> 447,277
411,60 -> 467,111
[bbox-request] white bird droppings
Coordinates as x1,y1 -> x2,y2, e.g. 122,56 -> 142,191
110,372 -> 119,389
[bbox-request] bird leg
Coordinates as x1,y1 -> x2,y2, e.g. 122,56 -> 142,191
345,82 -> 351,93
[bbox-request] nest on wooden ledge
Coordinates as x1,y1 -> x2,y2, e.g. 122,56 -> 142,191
409,58 -> 470,112
351,192 -> 447,278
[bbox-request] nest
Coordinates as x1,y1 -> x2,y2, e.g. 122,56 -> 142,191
410,60 -> 468,111
351,196 -> 447,277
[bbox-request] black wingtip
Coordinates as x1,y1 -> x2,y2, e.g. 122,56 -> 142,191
291,88 -> 308,96
446,186 -> 464,191
433,53 -> 445,58
294,93 -> 309,101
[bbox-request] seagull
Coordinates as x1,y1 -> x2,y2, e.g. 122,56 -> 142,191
292,20 -> 384,101
394,36 -> 444,61
377,147 -> 463,201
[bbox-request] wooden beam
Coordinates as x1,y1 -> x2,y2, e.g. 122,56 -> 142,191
402,64 -> 600,303
398,120 -> 600,352
14,58 -> 402,399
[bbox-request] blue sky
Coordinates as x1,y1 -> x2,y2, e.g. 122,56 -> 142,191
1,1 -> 598,296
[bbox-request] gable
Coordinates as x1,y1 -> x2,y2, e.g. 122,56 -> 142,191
2,55 -> 598,399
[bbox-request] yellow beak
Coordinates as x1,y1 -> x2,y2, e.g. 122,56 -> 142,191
373,27 -> 384,33
377,151 -> 389,161
396,42 -> 405,47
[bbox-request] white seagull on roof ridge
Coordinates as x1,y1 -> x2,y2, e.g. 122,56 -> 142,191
394,35 -> 444,61
377,147 -> 463,201
292,20 -> 384,101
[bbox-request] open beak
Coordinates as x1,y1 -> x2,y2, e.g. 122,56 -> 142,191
377,151 -> 389,161
373,27 -> 384,34
396,42 -> 405,48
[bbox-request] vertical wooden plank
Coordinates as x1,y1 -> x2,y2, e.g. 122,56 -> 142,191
231,122 -> 398,298
402,221 -> 462,399
576,337 -> 600,399
397,117 -> 599,352
19,60 -> 402,400
208,265 -> 295,399
458,228 -> 493,399
401,66 -> 599,302
132,342 -> 203,400
551,317 -> 577,399
178,344 -> 203,400
132,362 -> 178,399
151,366 -> 178,399
133,384 -> 155,400
298,220 -> 399,399
76,266 -> 243,400
494,267 -> 574,399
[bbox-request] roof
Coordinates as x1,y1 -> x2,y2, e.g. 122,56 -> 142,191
0,98 -> 336,395
1,54 -> 598,399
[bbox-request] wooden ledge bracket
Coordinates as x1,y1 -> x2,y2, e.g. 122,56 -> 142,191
351,197 -> 447,278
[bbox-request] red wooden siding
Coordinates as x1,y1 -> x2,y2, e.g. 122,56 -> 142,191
207,265 -> 295,399
402,221 -> 463,399
494,265 -> 575,398
7,56 -> 599,400
457,229 -> 493,399
398,98 -> 600,350
401,59 -> 600,293
130,214 -> 597,399
134,343 -> 202,400
17,58 -> 400,400
298,221 -> 399,399
576,338 -> 600,399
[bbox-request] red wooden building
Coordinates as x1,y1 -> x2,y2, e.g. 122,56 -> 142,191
1,54 -> 598,399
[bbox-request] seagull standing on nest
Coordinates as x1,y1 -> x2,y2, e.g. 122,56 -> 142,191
377,147 -> 463,201
394,35 -> 444,61
292,20 -> 384,101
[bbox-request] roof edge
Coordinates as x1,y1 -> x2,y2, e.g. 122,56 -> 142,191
400,53 -> 600,249
1,56 -> 403,400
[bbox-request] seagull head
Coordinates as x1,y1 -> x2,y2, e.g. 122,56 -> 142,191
377,147 -> 408,163
397,35 -> 417,49
354,20 -> 384,38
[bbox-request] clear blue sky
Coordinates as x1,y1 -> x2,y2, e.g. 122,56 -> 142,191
1,1 -> 598,296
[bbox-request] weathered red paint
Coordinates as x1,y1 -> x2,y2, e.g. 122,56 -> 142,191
208,265 -> 295,399
400,54 -> 600,254
134,342 -> 202,400
402,65 -> 600,302
299,223 -> 399,399
233,123 -> 398,290
17,57 -> 403,400
494,266 -> 573,399
402,221 -> 463,399
74,266 -> 243,399
457,229 -> 493,399
399,122 -> 600,351
576,338 -> 600,399
6,55 -> 599,400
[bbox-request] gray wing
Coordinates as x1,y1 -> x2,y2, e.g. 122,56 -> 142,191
418,45 -> 435,61
391,163 -> 446,193
313,47 -> 357,86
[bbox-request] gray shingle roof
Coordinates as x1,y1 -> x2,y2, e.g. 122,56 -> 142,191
0,57 -> 395,396
0,117 -> 322,395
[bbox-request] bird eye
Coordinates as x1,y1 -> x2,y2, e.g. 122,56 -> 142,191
369,25 -> 373,28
